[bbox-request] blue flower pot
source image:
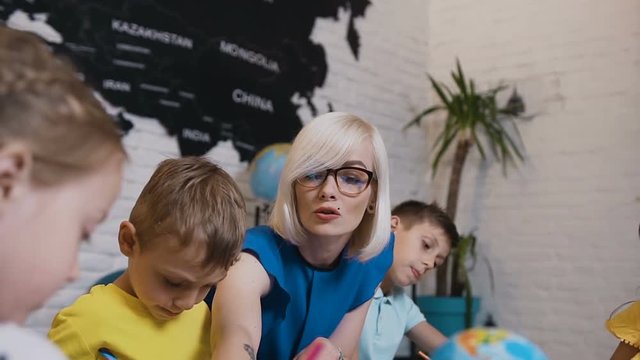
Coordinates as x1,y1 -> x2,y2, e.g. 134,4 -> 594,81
416,296 -> 481,337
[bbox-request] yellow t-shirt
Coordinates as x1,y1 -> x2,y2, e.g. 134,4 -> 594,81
48,284 -> 211,360
606,301 -> 640,360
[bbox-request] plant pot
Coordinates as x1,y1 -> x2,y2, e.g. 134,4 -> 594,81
416,296 -> 480,337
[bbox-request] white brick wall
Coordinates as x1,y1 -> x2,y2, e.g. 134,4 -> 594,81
422,1 -> 640,359
26,0 -> 432,345
27,2 -> 639,359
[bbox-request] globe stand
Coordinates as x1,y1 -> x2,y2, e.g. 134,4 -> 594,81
254,203 -> 273,226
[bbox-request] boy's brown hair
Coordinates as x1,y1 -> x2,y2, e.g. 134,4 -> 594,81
0,27 -> 125,185
392,200 -> 459,247
130,157 -> 246,270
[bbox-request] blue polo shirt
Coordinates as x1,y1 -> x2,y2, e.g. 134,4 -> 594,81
243,226 -> 394,360
359,287 -> 426,360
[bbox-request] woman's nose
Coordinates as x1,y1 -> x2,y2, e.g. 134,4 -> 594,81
318,176 -> 338,200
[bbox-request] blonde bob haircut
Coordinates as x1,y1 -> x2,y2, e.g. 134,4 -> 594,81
269,112 -> 391,261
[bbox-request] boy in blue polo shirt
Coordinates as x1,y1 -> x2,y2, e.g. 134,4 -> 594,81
358,200 -> 459,359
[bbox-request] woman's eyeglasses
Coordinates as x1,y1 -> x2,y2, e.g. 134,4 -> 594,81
296,166 -> 374,195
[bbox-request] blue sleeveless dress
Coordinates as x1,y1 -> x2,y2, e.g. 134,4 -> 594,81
243,225 -> 394,360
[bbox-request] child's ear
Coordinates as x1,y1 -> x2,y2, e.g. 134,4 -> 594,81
0,143 -> 33,213
390,215 -> 400,231
118,221 -> 139,257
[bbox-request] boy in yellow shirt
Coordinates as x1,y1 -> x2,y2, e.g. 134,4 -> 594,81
49,157 -> 246,360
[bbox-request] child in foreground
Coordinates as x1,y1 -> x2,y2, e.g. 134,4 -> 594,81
0,26 -> 126,359
358,200 -> 459,359
48,157 -> 246,360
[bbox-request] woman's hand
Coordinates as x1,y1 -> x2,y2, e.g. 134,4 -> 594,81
295,337 -> 344,360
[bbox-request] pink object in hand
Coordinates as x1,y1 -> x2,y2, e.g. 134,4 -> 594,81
305,340 -> 324,360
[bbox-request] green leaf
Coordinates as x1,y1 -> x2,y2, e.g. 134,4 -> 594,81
471,129 -> 487,160
431,123 -> 459,176
402,106 -> 443,130
495,120 -> 524,161
454,58 -> 469,98
505,118 -> 526,158
429,76 -> 452,108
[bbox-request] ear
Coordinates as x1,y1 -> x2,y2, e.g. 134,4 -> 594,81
390,215 -> 400,231
367,190 -> 377,214
118,220 -> 139,257
0,143 -> 33,208
368,182 -> 377,202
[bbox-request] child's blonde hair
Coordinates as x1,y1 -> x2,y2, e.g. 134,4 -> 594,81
0,27 -> 125,185
130,157 -> 247,270
270,112 -> 391,261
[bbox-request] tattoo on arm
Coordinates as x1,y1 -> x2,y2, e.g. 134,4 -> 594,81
243,344 -> 256,360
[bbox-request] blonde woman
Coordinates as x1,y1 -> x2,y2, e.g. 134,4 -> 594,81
212,112 -> 393,360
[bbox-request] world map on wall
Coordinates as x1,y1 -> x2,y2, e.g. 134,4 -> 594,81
0,0 -> 370,160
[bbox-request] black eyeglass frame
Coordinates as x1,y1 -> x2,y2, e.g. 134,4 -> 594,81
296,166 -> 375,195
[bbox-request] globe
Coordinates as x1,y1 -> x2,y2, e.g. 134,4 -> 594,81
431,327 -> 548,360
249,143 -> 292,202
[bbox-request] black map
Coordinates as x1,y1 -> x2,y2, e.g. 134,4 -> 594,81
0,0 -> 370,160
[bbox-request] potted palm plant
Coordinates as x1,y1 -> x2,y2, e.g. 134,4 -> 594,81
406,59 -> 527,335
